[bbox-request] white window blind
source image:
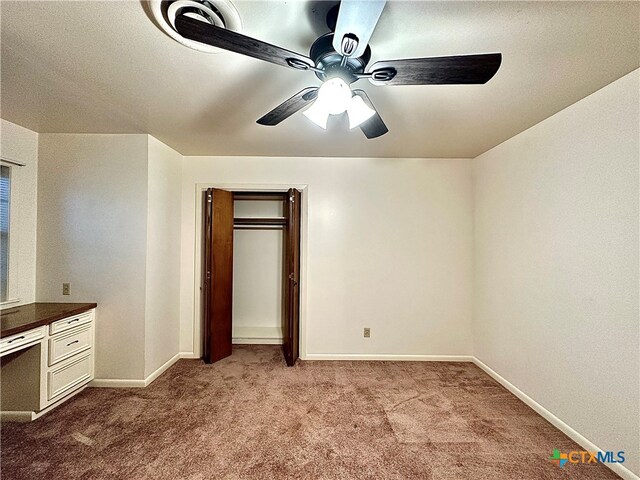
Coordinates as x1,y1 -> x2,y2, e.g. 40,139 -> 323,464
0,165 -> 11,302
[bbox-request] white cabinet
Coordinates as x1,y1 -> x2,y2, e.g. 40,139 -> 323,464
0,307 -> 96,421
0,327 -> 46,356
48,323 -> 92,366
43,309 -> 95,408
47,352 -> 93,401
49,312 -> 93,335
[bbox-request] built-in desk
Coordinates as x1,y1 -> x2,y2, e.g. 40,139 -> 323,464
1,303 -> 97,422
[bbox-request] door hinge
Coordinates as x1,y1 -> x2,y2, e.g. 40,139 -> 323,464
289,195 -> 295,203
207,193 -> 212,203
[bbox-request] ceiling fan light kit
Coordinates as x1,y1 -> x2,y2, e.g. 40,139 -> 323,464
159,0 -> 503,139
302,78 -> 376,130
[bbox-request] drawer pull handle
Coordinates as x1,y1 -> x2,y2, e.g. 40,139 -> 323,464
67,319 -> 80,324
66,340 -> 80,347
7,335 -> 25,344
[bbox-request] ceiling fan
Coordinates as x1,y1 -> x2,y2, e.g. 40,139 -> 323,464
173,0 -> 502,139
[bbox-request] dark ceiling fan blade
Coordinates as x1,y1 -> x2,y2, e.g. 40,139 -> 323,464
353,90 -> 388,139
175,15 -> 314,70
257,87 -> 319,126
332,0 -> 386,58
368,53 -> 502,86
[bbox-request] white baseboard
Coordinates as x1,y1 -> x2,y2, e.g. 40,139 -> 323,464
303,353 -> 474,362
473,357 -> 639,480
233,337 -> 283,345
232,327 -> 282,345
0,411 -> 35,422
143,353 -> 182,386
178,351 -> 200,359
90,352 -> 186,388
89,353 -> 472,386
89,378 -> 147,388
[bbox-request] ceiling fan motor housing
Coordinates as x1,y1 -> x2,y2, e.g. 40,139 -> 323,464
310,33 -> 371,84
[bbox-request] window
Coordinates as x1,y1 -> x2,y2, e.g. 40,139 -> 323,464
0,165 -> 10,302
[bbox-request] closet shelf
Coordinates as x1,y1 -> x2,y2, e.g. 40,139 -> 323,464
233,192 -> 287,201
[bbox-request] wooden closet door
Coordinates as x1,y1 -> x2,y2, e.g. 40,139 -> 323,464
283,188 -> 301,366
203,188 -> 234,363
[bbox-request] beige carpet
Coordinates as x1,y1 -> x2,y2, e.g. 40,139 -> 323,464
1,345 -> 619,479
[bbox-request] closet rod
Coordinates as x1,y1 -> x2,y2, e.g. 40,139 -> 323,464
234,225 -> 284,231
233,217 -> 287,226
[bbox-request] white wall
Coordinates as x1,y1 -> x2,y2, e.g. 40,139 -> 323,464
180,157 -> 475,358
37,134 -> 149,380
233,229 -> 283,342
473,70 -> 639,475
144,136 -> 182,376
232,199 -> 284,343
0,120 -> 38,307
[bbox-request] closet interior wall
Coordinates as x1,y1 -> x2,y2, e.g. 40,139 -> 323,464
232,193 -> 287,345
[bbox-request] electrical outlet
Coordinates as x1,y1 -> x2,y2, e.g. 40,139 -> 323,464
363,328 -> 370,338
62,283 -> 70,295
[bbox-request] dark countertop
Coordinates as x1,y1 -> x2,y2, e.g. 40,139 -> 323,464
1,303 -> 97,338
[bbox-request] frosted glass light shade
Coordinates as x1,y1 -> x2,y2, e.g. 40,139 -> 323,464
303,101 -> 330,129
346,95 -> 376,129
317,78 -> 353,115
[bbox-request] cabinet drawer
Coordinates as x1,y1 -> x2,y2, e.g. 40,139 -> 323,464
48,325 -> 92,366
0,327 -> 46,356
48,353 -> 92,401
49,312 -> 92,335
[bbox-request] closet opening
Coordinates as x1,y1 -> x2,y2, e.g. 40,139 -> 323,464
202,189 -> 301,367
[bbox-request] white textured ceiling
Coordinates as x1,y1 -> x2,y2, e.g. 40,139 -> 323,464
1,1 -> 638,158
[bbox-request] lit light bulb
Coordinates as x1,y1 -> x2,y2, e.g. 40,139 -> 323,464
303,78 -> 376,130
